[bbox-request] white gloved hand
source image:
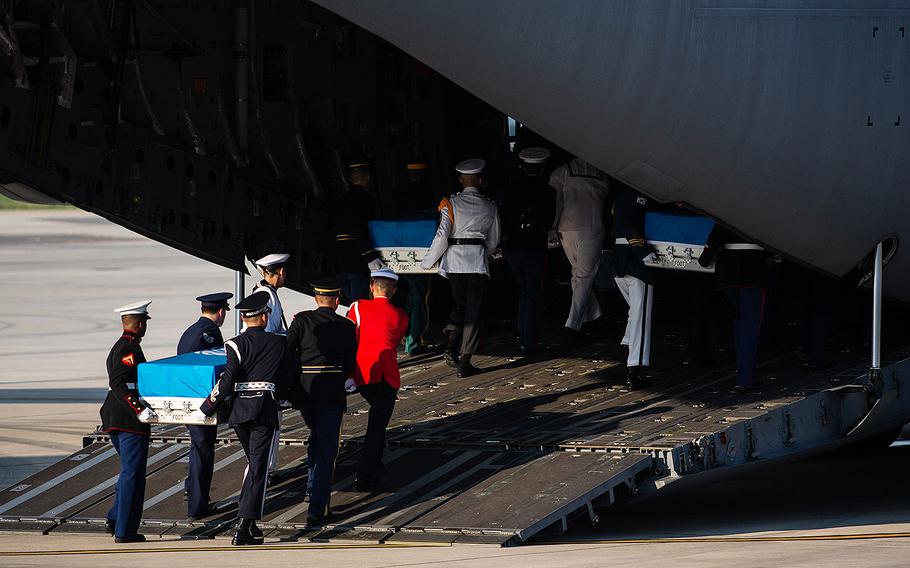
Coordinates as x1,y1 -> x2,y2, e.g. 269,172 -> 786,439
137,407 -> 158,423
344,378 -> 357,393
278,399 -> 293,409
187,409 -> 208,422
367,258 -> 386,271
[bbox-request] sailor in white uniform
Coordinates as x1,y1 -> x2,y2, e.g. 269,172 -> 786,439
421,158 -> 501,377
252,252 -> 290,478
549,158 -> 610,332
252,253 -> 289,335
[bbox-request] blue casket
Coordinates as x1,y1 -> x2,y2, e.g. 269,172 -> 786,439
368,218 -> 439,273
644,212 -> 715,273
137,349 -> 226,425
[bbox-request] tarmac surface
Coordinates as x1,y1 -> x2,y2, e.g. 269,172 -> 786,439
1,209 -> 909,566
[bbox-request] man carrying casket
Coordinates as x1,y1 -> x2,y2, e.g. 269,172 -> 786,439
286,278 -> 357,526
177,292 -> 232,520
200,291 -> 294,545
101,300 -> 155,543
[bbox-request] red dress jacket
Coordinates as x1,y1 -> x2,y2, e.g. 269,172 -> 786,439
346,297 -> 409,389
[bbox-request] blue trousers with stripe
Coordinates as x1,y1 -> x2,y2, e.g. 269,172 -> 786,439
107,430 -> 149,537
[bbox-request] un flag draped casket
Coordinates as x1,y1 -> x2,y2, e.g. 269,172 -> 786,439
368,218 -> 438,273
137,349 -> 226,425
643,212 -> 715,273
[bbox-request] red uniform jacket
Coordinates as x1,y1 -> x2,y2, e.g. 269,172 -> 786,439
346,297 -> 409,389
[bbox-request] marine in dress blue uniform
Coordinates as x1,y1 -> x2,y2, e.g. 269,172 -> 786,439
100,300 -> 154,543
177,292 -> 232,520
286,279 -> 357,525
199,291 -> 294,545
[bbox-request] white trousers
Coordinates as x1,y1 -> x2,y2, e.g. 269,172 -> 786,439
560,230 -> 603,330
615,275 -> 653,367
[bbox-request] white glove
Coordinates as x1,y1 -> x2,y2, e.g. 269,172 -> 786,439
187,409 -> 208,422
367,258 -> 386,271
278,399 -> 293,409
137,407 -> 158,423
344,378 -> 357,393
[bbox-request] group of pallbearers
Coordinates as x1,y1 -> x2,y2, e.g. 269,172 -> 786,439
99,254 -> 409,545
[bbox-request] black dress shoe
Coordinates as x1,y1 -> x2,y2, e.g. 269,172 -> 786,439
443,351 -> 459,368
625,366 -> 648,390
105,519 -> 116,535
232,518 -> 263,546
306,511 -> 328,528
114,534 -> 146,543
352,475 -> 379,491
456,355 -> 480,378
187,503 -> 219,522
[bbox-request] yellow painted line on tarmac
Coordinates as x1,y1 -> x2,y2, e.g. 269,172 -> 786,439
535,532 -> 910,545
0,541 -> 451,557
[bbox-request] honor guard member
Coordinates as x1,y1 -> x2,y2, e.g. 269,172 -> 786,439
396,161 -> 435,354
286,278 -> 357,525
253,253 -> 289,479
549,158 -> 610,333
101,300 -> 155,543
176,292 -> 232,520
334,160 -> 383,301
420,158 -> 501,377
200,291 -> 293,545
501,147 -> 556,354
612,188 -> 656,389
252,253 -> 290,335
346,268 -> 409,490
698,226 -> 769,392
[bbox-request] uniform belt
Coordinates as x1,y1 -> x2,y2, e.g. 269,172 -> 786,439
235,381 -> 276,392
615,238 -> 629,244
300,365 -> 343,374
448,238 -> 485,246
724,243 -> 764,251
108,382 -> 137,391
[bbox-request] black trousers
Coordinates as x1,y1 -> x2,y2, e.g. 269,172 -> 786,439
233,423 -> 275,520
301,402 -> 343,515
447,273 -> 489,355
356,382 -> 397,480
185,424 -> 217,517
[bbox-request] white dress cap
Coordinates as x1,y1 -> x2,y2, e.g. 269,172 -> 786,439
455,158 -> 486,175
255,253 -> 290,267
518,147 -> 551,164
114,299 -> 152,317
370,267 -> 399,282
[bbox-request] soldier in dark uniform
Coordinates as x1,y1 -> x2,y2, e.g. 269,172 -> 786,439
286,278 -> 357,526
501,147 -> 556,354
101,300 -> 155,543
176,292 -> 232,520
199,291 -> 294,545
611,188 -> 656,389
334,160 -> 383,301
698,225 -> 769,392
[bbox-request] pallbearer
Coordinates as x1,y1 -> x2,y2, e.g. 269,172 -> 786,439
420,158 -> 501,377
177,292 -> 232,520
200,291 -> 293,546
286,278 -> 357,526
101,300 -> 155,543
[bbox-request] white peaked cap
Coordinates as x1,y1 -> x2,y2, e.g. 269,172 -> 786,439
370,267 -> 399,281
115,299 -> 152,317
518,147 -> 551,164
455,158 -> 486,175
255,253 -> 290,267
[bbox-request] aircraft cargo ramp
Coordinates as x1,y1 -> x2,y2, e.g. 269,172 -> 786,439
2,324 -> 910,546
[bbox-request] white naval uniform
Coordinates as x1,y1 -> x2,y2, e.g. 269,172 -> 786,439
549,159 -> 610,330
421,187 -> 501,276
421,186 -> 500,356
251,280 -> 285,473
615,271 -> 653,367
